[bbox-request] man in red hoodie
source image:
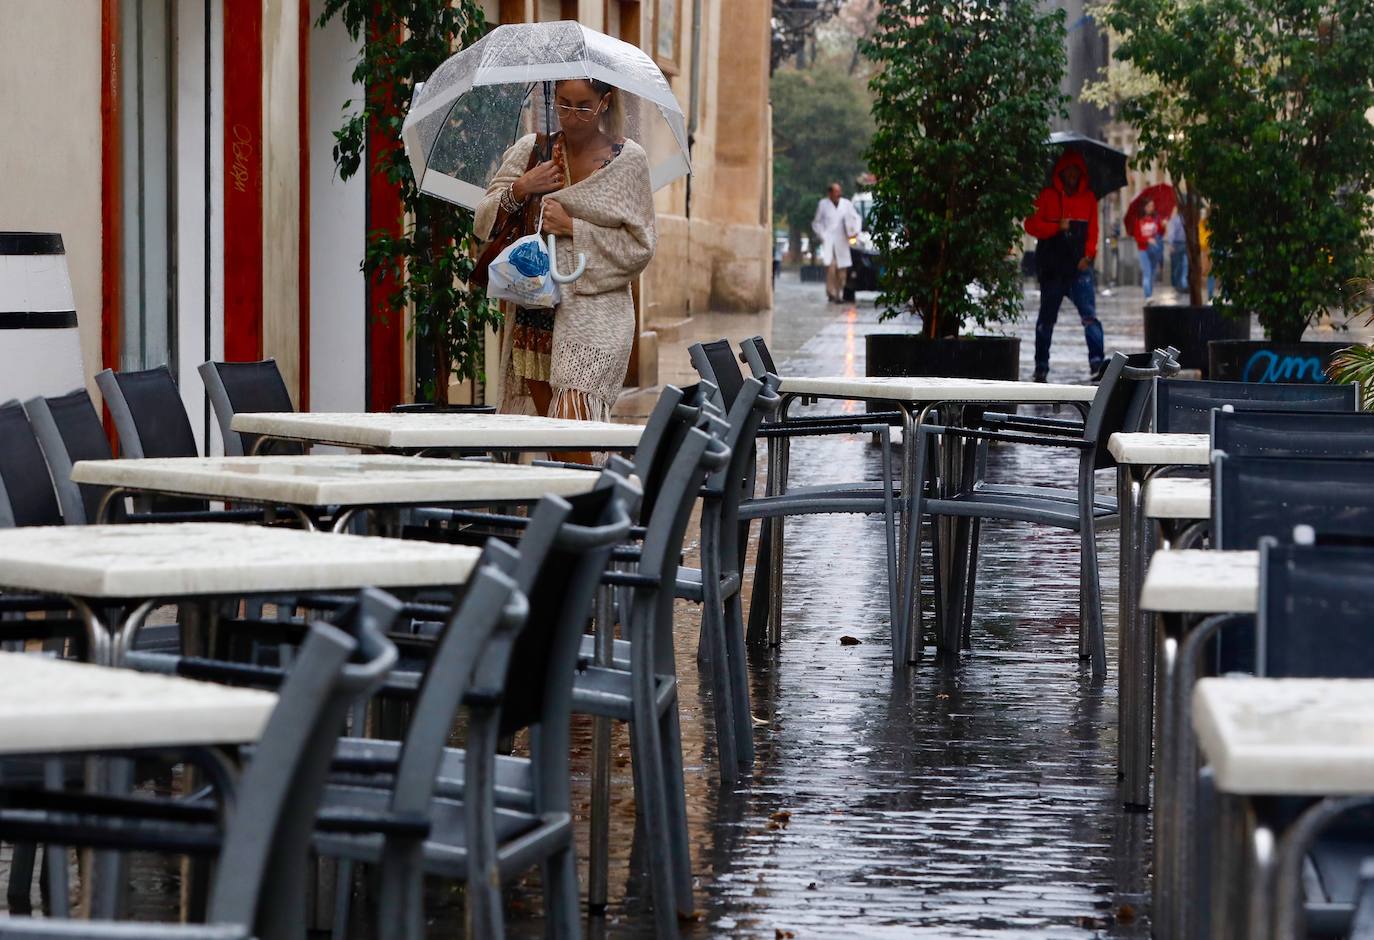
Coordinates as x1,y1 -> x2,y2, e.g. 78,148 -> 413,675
1024,150 -> 1105,382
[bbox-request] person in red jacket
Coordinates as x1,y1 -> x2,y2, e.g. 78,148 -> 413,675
1024,149 -> 1105,382
1131,196 -> 1165,300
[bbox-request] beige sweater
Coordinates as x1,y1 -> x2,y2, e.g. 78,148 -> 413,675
476,134 -> 657,415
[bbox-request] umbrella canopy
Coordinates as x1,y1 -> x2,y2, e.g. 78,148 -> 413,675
1046,132 -> 1128,199
401,21 -> 691,211
1124,182 -> 1177,234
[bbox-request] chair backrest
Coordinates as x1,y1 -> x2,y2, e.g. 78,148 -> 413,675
205,588 -> 400,931
634,423 -> 731,675
1081,352 -> 1174,469
199,359 -> 300,457
498,475 -> 636,738
0,400 -> 62,528
1211,409 -> 1374,460
706,376 -> 780,573
95,364 -> 200,459
24,388 -> 120,525
1121,347 -> 1182,433
739,335 -> 778,378
1156,378 -> 1357,434
688,338 -> 747,412
624,382 -> 710,524
1213,454 -> 1374,549
1257,538 -> 1374,678
389,553 -> 528,817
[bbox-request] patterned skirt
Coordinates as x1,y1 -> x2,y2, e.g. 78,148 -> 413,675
510,307 -> 554,383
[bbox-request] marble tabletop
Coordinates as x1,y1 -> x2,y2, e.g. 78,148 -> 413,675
1108,432 -> 1211,466
1194,678 -> 1374,795
778,375 -> 1098,403
71,454 -> 599,507
0,652 -> 274,754
0,522 -> 479,599
1143,478 -> 1211,520
1139,549 -> 1258,613
231,412 -> 643,451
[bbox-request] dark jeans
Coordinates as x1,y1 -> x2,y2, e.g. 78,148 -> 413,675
1035,269 -> 1103,375
1169,246 -> 1188,291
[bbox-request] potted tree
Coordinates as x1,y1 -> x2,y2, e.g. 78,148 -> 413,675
1329,279 -> 1374,409
1108,0 -> 1374,383
319,0 -> 501,411
860,0 -> 1067,381
1088,1 -> 1250,376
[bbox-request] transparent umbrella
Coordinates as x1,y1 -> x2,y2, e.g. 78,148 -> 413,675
401,20 -> 691,212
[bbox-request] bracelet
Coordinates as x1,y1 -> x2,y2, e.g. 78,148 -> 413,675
500,185 -> 525,214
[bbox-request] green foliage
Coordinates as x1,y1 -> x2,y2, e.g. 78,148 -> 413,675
771,66 -> 873,246
861,0 -> 1066,338
1329,278 -> 1374,410
317,0 -> 499,402
1109,0 -> 1374,342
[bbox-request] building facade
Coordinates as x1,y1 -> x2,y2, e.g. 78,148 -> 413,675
0,0 -> 772,451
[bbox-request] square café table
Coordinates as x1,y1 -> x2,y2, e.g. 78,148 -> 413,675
232,411 -> 643,457
1193,678 -> 1374,935
0,522 -> 479,666
774,375 -> 1100,663
0,651 -> 279,919
1108,431 -> 1211,808
72,454 -> 600,531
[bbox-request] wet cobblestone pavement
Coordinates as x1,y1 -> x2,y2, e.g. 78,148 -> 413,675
0,275 -> 1162,937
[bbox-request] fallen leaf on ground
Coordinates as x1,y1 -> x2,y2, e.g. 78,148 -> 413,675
839,635 -> 862,645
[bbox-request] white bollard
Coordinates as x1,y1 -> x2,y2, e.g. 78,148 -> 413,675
0,232 -> 85,402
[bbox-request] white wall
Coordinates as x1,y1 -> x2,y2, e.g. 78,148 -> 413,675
0,2 -> 103,402
308,0 -> 366,413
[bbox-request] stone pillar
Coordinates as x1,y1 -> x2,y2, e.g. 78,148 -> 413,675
261,0 -> 302,403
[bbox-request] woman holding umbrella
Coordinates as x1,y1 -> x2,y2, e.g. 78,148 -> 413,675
1130,195 -> 1166,301
474,78 -> 656,457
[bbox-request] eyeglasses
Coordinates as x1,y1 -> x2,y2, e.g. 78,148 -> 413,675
555,99 -> 606,122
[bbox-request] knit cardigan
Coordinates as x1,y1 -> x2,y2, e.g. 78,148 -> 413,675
475,134 -> 657,418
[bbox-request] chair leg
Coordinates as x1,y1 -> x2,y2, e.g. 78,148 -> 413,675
544,838 -> 582,940
8,841 -> 36,914
724,589 -> 754,772
659,701 -> 696,918
628,707 -> 680,939
589,713 -> 612,913
961,519 -> 981,651
701,519 -> 739,785
745,519 -> 772,648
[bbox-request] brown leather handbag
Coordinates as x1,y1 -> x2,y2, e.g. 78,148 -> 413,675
472,136 -> 548,289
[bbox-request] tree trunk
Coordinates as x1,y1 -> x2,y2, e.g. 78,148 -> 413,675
1181,182 -> 1204,307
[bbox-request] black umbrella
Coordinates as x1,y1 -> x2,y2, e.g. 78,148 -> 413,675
1047,131 -> 1128,199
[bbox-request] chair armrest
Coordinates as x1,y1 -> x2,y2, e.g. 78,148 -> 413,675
922,424 -> 1093,450
0,922 -> 249,940
758,422 -> 892,439
126,508 -> 267,524
0,593 -> 74,614
314,806 -> 430,839
771,410 -> 904,427
532,459 -> 600,472
980,412 -> 1085,435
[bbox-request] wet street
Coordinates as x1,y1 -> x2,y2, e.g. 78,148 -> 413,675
511,272 -> 1158,937
0,274 -> 1159,937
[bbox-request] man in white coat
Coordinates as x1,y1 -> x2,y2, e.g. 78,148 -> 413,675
812,182 -> 862,303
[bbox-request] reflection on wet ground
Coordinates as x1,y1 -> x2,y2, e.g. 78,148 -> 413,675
0,275 -> 1157,936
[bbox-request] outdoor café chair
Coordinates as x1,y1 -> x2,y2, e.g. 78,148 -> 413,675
316,481 -> 633,940
911,351 -> 1174,678
1165,536 -> 1374,939
198,359 -> 304,457
1210,407 -> 1374,460
692,338 -> 901,658
1155,376 -> 1358,434
0,589 -> 402,940
94,366 -> 267,521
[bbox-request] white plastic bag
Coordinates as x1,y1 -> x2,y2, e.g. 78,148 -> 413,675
486,232 -> 561,309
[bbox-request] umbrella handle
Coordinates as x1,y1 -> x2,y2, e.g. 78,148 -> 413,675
547,234 -> 587,283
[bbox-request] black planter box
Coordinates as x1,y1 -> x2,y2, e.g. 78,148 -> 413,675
865,334 -> 1022,381
1142,305 -> 1251,376
1207,340 -> 1350,385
